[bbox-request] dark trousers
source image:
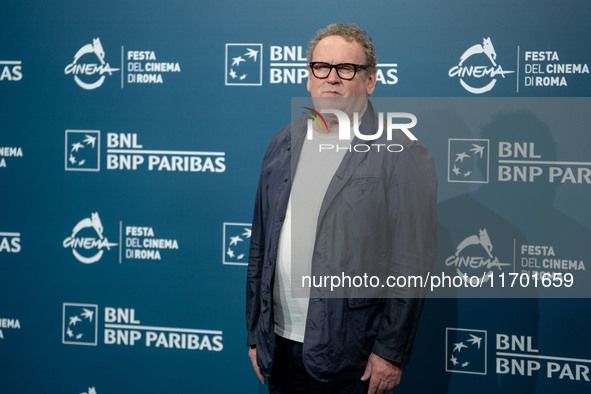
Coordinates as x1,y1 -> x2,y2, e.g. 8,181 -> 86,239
268,335 -> 369,394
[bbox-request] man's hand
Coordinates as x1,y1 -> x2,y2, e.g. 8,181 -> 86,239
248,346 -> 266,385
360,352 -> 402,393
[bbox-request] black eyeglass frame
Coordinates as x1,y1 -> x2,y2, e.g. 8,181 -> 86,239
308,62 -> 368,80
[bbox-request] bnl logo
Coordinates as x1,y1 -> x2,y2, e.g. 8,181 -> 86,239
223,222 -> 252,265
448,138 -> 489,183
62,303 -> 98,346
65,130 -> 100,171
225,44 -> 262,86
446,327 -> 487,375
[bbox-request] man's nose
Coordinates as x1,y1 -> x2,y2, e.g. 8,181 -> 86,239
326,67 -> 342,83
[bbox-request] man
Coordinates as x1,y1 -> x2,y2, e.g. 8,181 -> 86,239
246,23 -> 437,393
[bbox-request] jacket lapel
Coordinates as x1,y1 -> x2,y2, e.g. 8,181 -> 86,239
289,115 -> 308,182
316,101 -> 377,226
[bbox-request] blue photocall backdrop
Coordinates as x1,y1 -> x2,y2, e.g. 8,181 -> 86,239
1,1 -> 590,393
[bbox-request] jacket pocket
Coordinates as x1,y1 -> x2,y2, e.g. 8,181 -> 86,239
347,297 -> 385,309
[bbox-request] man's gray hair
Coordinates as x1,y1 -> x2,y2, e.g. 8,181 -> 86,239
307,23 -> 378,72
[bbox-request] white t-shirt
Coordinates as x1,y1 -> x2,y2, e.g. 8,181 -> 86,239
273,129 -> 352,342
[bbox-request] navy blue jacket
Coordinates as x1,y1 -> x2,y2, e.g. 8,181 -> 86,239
246,102 -> 437,382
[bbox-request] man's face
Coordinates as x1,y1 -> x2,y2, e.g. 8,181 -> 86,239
307,35 -> 376,99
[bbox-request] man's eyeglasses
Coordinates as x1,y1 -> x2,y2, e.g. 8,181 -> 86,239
308,62 -> 368,80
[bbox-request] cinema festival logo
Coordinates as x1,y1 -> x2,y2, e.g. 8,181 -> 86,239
448,37 -> 514,94
0,316 -> 21,340
65,38 -> 120,90
445,228 -> 511,284
63,212 -> 118,264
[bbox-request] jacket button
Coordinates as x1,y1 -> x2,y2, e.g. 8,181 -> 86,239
283,178 -> 288,182
262,299 -> 268,306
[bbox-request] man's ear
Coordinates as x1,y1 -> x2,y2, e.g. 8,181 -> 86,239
366,70 -> 377,96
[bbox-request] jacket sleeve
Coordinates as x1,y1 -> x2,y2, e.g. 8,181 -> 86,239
371,140 -> 438,365
246,151 -> 268,347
